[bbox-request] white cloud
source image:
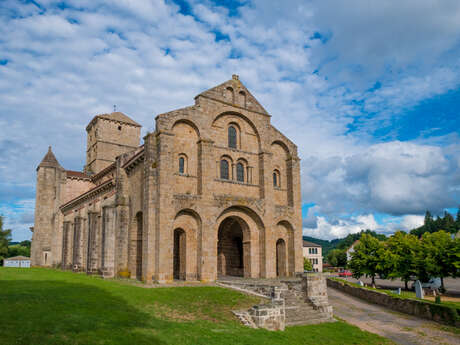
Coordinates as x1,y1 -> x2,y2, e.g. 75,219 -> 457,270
1,0 -> 460,241
303,214 -> 379,240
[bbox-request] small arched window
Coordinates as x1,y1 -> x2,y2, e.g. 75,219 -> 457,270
179,157 -> 185,174
228,126 -> 237,149
220,159 -> 229,180
236,163 -> 244,182
273,169 -> 280,188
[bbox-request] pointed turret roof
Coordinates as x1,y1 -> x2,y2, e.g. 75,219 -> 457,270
37,146 -> 63,171
196,74 -> 269,115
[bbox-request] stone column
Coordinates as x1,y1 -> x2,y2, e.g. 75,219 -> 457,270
101,206 -> 116,278
155,131 -> 175,283
290,157 -> 303,275
258,151 -> 274,278
142,132 -> 157,283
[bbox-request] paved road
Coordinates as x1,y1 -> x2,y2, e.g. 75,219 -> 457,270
328,287 -> 460,345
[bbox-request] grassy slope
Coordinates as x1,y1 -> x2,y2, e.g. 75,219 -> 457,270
0,268 -> 394,345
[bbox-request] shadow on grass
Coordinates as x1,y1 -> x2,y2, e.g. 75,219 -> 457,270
0,280 -> 167,345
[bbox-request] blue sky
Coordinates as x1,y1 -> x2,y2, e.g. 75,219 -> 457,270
1,0 -> 460,241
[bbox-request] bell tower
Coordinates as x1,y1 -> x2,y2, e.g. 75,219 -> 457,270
84,112 -> 141,174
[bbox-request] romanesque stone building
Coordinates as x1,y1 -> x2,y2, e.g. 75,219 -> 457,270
31,75 -> 303,283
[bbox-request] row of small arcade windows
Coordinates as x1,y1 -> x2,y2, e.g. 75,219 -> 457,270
177,154 -> 282,188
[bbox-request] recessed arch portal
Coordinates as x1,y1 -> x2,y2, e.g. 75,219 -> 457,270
173,228 -> 186,280
217,217 -> 248,277
276,238 -> 287,277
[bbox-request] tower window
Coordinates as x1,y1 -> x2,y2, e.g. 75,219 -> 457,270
118,126 -> 122,131
236,162 -> 244,182
220,159 -> 229,180
228,126 -> 237,149
273,169 -> 280,188
179,157 -> 185,174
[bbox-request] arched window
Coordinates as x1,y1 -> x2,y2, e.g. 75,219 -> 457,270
236,163 -> 244,182
220,159 -> 229,180
179,157 -> 185,174
228,126 -> 237,149
273,169 -> 280,187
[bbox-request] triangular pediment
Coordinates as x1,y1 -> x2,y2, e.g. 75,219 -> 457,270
197,75 -> 268,115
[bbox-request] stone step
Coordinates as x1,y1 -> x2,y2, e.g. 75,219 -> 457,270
285,304 -> 315,310
286,314 -> 329,322
286,317 -> 335,327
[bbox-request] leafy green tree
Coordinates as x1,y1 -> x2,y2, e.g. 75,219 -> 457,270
303,257 -> 313,271
348,234 -> 387,286
419,231 -> 455,291
327,249 -> 347,267
7,244 -> 30,257
448,237 -> 460,278
19,240 -> 31,248
0,216 -> 12,264
386,231 -> 418,289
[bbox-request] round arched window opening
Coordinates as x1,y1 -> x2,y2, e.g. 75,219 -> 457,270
220,159 -> 230,180
228,126 -> 237,149
273,170 -> 280,188
236,162 -> 244,182
179,157 -> 185,174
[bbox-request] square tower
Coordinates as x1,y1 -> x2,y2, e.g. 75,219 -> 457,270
85,112 -> 141,174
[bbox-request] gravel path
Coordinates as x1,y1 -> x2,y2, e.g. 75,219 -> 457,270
328,287 -> 460,345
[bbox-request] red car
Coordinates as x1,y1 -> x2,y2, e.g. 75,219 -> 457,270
339,270 -> 352,277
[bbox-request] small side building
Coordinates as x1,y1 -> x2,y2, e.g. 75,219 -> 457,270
4,256 -> 31,268
302,240 -> 323,272
346,240 -> 360,262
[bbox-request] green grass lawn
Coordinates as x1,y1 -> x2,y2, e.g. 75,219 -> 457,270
0,268 -> 394,345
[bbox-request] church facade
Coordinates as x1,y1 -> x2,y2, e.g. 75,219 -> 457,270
31,75 -> 303,283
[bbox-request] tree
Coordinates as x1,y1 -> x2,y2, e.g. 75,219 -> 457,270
419,231 -> 455,292
327,249 -> 347,267
7,244 -> 30,257
348,234 -> 387,286
303,257 -> 313,271
0,216 -> 12,264
19,240 -> 31,248
386,231 -> 418,289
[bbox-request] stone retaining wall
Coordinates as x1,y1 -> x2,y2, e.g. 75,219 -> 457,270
327,278 -> 460,327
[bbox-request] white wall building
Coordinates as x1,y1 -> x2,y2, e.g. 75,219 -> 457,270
3,256 -> 31,268
346,240 -> 360,262
302,240 -> 323,272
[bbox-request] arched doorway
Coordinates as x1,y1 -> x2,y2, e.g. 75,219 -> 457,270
217,217 -> 248,277
173,228 -> 186,280
276,239 -> 286,277
135,212 -> 143,280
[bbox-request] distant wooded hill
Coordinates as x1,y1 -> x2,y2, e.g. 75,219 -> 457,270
304,209 -> 460,263
303,229 -> 386,260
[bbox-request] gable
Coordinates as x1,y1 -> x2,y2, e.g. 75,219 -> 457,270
196,75 -> 268,115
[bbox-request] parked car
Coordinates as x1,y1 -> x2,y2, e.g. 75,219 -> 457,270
339,270 -> 352,277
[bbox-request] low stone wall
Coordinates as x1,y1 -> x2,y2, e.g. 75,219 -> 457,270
327,278 -> 460,327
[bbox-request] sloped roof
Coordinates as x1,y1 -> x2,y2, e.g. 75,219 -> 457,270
86,111 -> 141,130
196,75 -> 269,115
37,146 -> 63,171
303,240 -> 321,248
5,256 -> 30,261
66,170 -> 91,180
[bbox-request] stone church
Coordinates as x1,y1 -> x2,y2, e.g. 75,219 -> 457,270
31,75 -> 303,283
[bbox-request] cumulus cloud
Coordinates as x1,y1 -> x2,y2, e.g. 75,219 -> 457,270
1,0 -> 460,241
